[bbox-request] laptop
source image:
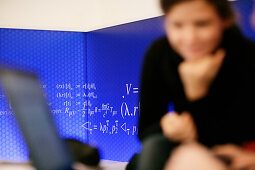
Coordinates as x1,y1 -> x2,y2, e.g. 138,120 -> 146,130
0,68 -> 73,170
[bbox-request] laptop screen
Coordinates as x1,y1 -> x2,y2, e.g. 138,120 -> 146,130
0,68 -> 73,170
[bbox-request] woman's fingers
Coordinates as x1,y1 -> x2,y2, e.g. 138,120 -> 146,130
160,111 -> 197,142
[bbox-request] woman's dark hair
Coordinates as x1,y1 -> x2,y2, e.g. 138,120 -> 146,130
160,0 -> 235,20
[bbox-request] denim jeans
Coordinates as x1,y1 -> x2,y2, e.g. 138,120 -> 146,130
137,134 -> 179,170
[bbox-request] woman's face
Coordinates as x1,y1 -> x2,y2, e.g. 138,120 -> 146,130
165,0 -> 228,61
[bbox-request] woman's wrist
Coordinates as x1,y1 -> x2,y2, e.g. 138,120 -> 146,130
184,84 -> 209,101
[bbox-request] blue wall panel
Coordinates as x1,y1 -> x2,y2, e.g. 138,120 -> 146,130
0,29 -> 87,161
86,17 -> 165,161
232,0 -> 255,40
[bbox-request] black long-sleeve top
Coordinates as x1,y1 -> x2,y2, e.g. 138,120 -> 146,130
138,25 -> 255,147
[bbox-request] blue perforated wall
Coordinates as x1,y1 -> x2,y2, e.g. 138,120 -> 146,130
86,17 -> 165,161
0,29 -> 87,161
0,18 -> 165,162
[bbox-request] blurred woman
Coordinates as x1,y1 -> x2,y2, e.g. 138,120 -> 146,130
138,0 -> 255,169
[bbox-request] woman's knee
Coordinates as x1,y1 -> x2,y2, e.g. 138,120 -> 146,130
164,142 -> 227,170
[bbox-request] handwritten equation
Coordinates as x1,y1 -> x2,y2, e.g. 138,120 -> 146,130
81,120 -> 138,136
0,83 -> 140,136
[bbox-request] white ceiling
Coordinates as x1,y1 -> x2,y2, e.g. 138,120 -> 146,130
0,0 -> 163,32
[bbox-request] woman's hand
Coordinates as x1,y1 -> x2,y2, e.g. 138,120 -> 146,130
212,144 -> 255,169
160,111 -> 197,143
178,49 -> 225,101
